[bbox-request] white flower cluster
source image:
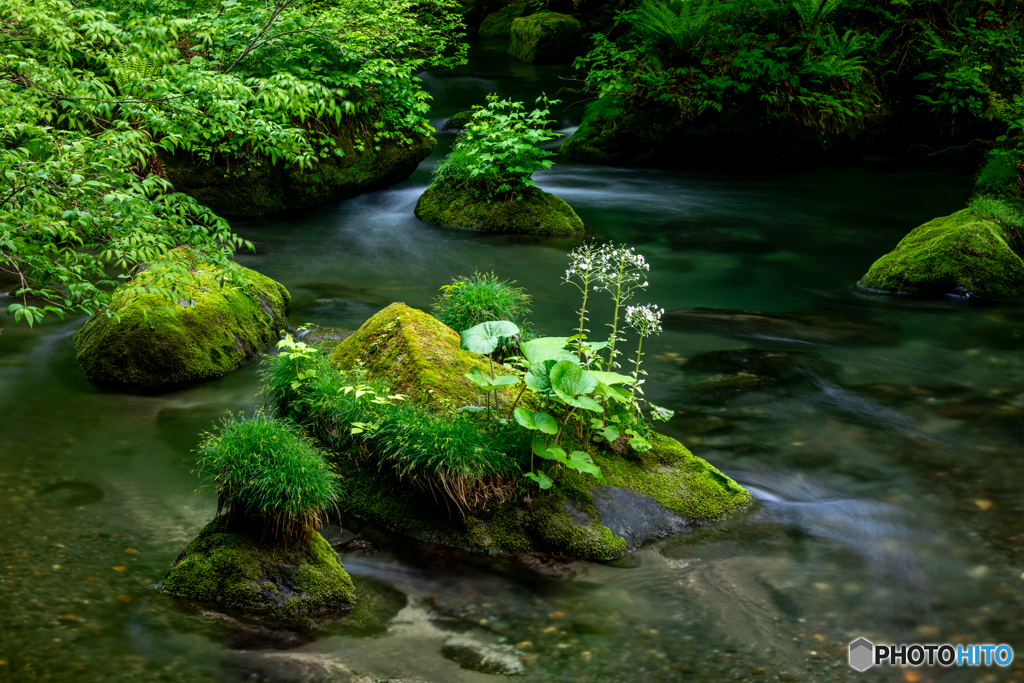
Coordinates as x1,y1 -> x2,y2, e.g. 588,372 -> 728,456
625,304 -> 664,337
564,242 -> 602,282
565,242 -> 651,291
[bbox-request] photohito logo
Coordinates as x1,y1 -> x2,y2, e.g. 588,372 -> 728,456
848,638 -> 1014,671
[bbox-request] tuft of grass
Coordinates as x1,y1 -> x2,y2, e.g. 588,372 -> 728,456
432,271 -> 534,358
969,194 -> 1024,242
262,348 -> 530,515
196,412 -> 340,542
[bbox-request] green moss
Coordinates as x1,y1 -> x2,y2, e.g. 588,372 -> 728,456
163,130 -> 435,217
74,257 -> 289,388
597,435 -> 751,521
160,521 -> 355,617
329,302 -> 520,411
443,110 -> 476,130
561,96 -> 829,169
414,183 -> 584,236
508,12 -> 581,64
479,4 -> 532,37
859,209 -> 1024,299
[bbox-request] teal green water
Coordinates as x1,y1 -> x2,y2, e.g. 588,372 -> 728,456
2,39 -> 1022,682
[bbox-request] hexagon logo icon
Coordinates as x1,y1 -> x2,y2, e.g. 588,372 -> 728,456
849,638 -> 874,671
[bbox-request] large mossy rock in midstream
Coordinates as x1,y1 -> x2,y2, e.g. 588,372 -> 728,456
163,132 -> 435,217
74,259 -> 289,388
330,302 -> 520,411
859,209 -> 1024,299
326,304 -> 751,560
479,3 -> 532,37
160,522 -> 355,619
561,97 -> 830,169
414,183 -> 584,236
509,12 -> 581,64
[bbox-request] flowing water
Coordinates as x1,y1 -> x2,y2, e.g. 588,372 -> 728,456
2,38 -> 1022,683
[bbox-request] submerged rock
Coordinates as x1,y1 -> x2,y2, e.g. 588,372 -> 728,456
479,3 -> 532,37
664,307 -> 898,346
688,373 -> 780,401
160,521 -> 355,619
683,348 -> 840,380
508,12 -> 582,64
297,326 -> 354,352
859,209 -> 1024,299
74,255 -> 289,388
415,183 -> 584,235
164,132 -> 434,217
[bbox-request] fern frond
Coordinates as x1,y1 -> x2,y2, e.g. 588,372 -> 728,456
631,0 -> 715,54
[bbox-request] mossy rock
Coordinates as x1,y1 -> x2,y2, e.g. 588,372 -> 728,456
331,433 -> 750,561
561,96 -> 829,169
508,12 -> 582,64
859,209 -> 1024,299
414,183 -> 584,236
74,257 -> 289,388
160,522 -> 355,618
443,110 -> 475,130
329,302 -> 520,411
163,130 -> 435,217
479,4 -> 532,37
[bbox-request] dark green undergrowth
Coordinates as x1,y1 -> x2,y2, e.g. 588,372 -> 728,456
431,271 -> 536,357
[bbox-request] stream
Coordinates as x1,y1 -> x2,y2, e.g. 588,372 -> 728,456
1,38 -> 1022,683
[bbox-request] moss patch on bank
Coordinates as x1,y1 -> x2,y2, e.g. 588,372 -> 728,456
164,131 -> 435,217
859,209 -> 1024,299
74,257 -> 289,388
160,522 -> 355,617
508,12 -> 581,64
415,183 -> 584,236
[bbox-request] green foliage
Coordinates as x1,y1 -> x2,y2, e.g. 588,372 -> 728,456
459,320 -> 522,355
432,93 -> 559,200
1,0 -> 466,324
968,195 -> 1024,239
976,150 -> 1024,198
195,412 -> 340,542
432,271 -> 535,356
263,339 -> 529,513
793,0 -> 843,33
631,0 -> 716,53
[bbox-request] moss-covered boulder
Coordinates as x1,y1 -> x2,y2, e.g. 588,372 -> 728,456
415,183 -> 584,235
443,110 -> 475,130
160,522 -> 355,618
859,209 -> 1024,299
163,131 -> 435,217
561,97 -> 830,169
330,302 -> 520,411
509,12 -> 582,64
74,257 -> 289,388
479,4 -> 532,37
333,433 -> 751,560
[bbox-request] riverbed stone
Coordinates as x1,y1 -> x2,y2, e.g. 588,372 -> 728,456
683,348 -> 840,380
664,307 -> 898,346
160,521 -> 355,619
74,253 -> 289,388
859,209 -> 1024,299
163,131 -> 434,217
415,183 -> 584,235
316,305 -> 753,559
508,12 -> 581,64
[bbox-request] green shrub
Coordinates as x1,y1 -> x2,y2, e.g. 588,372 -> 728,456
432,271 -> 535,358
432,94 -> 559,200
977,149 -> 1024,198
969,195 -> 1024,241
263,344 -> 530,513
196,412 -> 340,541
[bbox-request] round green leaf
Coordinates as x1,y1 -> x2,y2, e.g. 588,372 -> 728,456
460,320 -> 521,355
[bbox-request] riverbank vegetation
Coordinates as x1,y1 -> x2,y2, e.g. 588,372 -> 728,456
1,0 -> 465,324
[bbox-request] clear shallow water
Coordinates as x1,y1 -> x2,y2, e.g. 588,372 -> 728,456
2,38 -> 1023,683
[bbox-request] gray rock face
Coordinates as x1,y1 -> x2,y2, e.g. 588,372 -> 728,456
590,486 -> 692,551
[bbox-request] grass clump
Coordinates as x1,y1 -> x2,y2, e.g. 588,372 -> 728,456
432,271 -> 534,358
263,347 -> 530,514
196,412 -> 340,542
